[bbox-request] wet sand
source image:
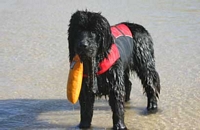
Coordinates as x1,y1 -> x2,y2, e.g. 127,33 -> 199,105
1,0 -> 200,129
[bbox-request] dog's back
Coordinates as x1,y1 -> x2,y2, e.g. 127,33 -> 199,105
111,24 -> 134,68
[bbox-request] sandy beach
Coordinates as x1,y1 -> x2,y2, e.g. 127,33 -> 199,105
1,0 -> 200,129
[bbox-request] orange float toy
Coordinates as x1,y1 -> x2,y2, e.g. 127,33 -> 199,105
67,55 -> 83,104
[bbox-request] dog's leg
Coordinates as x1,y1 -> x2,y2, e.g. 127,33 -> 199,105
108,66 -> 127,130
145,69 -> 160,113
124,69 -> 132,102
78,79 -> 95,128
133,43 -> 160,112
127,23 -> 161,113
109,91 -> 127,130
144,69 -> 160,113
136,63 -> 160,113
109,89 -> 128,130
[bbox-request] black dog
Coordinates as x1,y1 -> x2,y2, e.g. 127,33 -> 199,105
68,10 -> 160,130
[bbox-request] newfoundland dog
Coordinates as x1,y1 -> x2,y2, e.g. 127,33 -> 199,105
68,10 -> 160,130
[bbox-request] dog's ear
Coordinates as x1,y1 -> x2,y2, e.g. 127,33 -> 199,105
94,14 -> 113,55
68,11 -> 81,62
68,10 -> 92,61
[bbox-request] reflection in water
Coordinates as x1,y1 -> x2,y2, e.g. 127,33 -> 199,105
0,0 -> 200,129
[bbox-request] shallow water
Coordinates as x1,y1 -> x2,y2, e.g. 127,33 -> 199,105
0,0 -> 200,129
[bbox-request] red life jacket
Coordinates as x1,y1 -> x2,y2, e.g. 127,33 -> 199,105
97,24 -> 133,75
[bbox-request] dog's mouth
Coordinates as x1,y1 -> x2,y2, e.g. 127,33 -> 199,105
76,46 -> 97,59
78,51 -> 93,59
80,56 -> 98,93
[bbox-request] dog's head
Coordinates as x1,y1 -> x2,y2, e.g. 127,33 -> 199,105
68,10 -> 113,62
68,10 -> 113,93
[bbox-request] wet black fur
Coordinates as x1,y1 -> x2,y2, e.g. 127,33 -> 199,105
68,10 -> 161,130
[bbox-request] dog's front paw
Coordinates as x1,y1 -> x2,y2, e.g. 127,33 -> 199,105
79,122 -> 91,129
113,123 -> 127,130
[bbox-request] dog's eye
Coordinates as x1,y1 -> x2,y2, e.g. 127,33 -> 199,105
90,32 -> 97,38
91,31 -> 95,34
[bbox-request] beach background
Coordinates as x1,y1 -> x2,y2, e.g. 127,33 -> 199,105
1,0 -> 200,129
